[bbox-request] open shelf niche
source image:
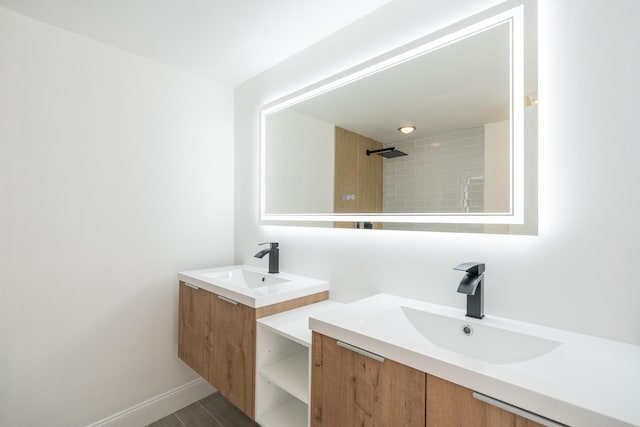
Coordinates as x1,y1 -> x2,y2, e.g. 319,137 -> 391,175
255,300 -> 343,427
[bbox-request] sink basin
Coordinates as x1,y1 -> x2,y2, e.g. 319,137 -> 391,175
369,306 -> 562,364
201,268 -> 289,289
179,264 -> 329,308
308,293 -> 640,426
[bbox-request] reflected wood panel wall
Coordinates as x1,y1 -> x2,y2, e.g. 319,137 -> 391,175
333,126 -> 382,228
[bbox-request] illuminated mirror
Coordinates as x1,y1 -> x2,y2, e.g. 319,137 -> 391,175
260,0 -> 537,233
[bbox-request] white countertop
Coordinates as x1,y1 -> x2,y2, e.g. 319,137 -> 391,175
258,300 -> 344,347
178,264 -> 329,308
309,293 -> 640,427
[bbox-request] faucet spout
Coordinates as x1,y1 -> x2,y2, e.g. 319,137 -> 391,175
254,242 -> 279,274
254,249 -> 270,258
457,273 -> 483,295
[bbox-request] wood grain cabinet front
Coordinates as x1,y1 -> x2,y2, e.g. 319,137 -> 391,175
178,281 -> 328,420
309,332 -> 554,427
178,282 -> 208,378
311,332 -> 426,427
205,292 -> 256,418
426,374 -> 546,427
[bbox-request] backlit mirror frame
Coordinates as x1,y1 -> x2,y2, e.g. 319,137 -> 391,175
260,2 -> 530,226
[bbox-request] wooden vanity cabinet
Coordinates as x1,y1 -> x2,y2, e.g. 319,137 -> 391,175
205,292 -> 257,418
178,282 -> 208,378
309,332 -> 549,427
178,281 -> 328,419
311,332 -> 426,427
426,374 -> 545,427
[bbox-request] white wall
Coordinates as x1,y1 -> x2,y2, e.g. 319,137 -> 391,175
265,109 -> 334,214
235,0 -> 640,345
0,7 -> 233,427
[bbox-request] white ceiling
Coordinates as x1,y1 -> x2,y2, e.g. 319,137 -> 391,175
0,0 -> 392,87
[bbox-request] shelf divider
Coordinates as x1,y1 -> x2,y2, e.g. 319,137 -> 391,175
257,397 -> 307,427
260,349 -> 309,404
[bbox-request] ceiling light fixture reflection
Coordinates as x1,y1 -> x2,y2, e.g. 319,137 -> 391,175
398,126 -> 416,135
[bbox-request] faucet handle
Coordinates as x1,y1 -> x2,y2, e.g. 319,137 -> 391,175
454,262 -> 485,275
258,242 -> 279,249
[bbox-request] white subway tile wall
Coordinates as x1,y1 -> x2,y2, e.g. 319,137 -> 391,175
381,127 -> 484,232
382,127 -> 484,213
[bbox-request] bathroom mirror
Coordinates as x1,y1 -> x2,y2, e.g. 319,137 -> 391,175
260,0 -> 537,233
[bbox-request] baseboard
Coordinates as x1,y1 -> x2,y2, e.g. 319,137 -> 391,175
86,378 -> 216,427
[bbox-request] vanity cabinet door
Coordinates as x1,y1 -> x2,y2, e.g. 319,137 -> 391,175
206,293 -> 256,419
178,281 -> 207,378
311,332 -> 426,427
426,374 -> 545,427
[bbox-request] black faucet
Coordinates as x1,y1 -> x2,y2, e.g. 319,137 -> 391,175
254,242 -> 279,274
454,262 -> 485,319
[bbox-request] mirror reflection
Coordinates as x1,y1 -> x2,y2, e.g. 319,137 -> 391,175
261,1 -> 537,233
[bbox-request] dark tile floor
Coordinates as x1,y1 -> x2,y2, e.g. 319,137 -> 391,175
147,392 -> 259,427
